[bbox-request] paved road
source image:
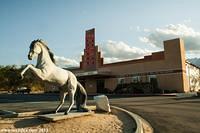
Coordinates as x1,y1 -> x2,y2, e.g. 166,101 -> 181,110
110,96 -> 200,133
0,94 -> 199,133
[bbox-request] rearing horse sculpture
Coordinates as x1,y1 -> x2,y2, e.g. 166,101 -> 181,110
21,39 -> 88,115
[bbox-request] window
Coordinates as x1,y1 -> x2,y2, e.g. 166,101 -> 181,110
147,75 -> 157,83
118,78 -> 125,84
132,76 -> 140,83
148,75 -> 158,89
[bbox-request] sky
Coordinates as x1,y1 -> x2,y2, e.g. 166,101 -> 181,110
1,0 -> 200,67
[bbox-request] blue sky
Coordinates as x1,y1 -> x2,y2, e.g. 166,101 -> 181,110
1,0 -> 200,67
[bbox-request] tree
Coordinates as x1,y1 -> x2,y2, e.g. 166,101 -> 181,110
0,65 -> 45,92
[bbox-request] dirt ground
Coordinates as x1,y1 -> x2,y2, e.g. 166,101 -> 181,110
0,112 -> 134,133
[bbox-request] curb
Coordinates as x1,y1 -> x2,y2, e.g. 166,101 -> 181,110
111,106 -> 153,133
0,110 -> 18,118
176,92 -> 198,98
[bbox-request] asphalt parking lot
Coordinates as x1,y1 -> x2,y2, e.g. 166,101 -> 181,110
0,94 -> 199,133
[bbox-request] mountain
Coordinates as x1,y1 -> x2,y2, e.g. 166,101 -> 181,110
187,58 -> 200,67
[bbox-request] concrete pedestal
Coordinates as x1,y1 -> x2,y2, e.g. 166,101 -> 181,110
38,110 -> 94,122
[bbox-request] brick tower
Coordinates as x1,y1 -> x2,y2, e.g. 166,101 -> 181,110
80,28 -> 103,70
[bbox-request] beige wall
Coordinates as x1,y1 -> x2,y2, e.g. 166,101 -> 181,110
98,38 -> 189,92
157,73 -> 185,92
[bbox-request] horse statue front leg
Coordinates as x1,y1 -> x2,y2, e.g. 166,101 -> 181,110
21,64 -> 32,79
20,64 -> 46,80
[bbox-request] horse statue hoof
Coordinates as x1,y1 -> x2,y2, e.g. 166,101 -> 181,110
78,107 -> 90,112
64,112 -> 68,115
20,75 -> 24,80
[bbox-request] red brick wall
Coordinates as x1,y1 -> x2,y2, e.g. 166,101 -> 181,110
80,28 -> 103,70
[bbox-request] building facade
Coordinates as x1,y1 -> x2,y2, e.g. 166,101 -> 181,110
70,28 -> 200,94
186,62 -> 200,92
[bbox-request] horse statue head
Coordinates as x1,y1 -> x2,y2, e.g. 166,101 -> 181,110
28,39 -> 55,63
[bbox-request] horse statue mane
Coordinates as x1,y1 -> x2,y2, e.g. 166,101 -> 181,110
30,39 -> 55,63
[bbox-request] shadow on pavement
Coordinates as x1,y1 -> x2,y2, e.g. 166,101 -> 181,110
14,117 -> 48,128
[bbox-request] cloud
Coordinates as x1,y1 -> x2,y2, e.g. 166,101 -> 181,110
54,40 -> 151,66
101,40 -> 151,63
139,37 -> 156,48
183,19 -> 191,23
104,57 -> 122,64
54,55 -> 79,68
143,28 -> 150,32
140,24 -> 200,52
136,26 -> 141,31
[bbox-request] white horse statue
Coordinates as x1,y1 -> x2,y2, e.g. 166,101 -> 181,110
21,39 -> 88,115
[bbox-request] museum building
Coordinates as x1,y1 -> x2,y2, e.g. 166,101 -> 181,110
69,28 -> 200,94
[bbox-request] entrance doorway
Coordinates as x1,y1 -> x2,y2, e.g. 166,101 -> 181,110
79,80 -> 85,88
97,79 -> 105,93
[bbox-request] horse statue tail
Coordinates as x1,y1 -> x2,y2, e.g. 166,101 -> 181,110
75,81 -> 89,112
